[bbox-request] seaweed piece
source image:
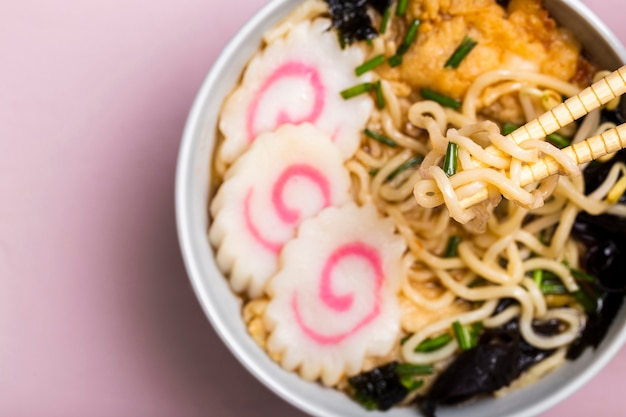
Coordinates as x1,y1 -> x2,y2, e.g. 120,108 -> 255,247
419,318 -> 556,417
348,362 -> 409,410
324,0 -> 392,45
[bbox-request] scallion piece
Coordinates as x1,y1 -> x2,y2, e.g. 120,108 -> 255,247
396,0 -> 408,16
470,322 -> 483,347
396,19 -> 421,56
573,288 -> 598,314
395,363 -> 434,376
532,269 -> 544,287
540,281 -> 568,295
364,128 -> 397,147
388,54 -> 403,67
400,377 -> 424,392
340,82 -> 374,99
420,88 -> 461,109
414,333 -> 452,353
452,321 -> 474,351
501,123 -> 520,136
444,235 -> 461,258
355,54 -> 386,76
374,80 -> 385,109
570,267 -> 596,283
546,133 -> 571,148
380,6 -> 392,34
369,167 -> 380,176
443,142 -> 458,177
386,155 -> 424,181
444,35 -> 478,69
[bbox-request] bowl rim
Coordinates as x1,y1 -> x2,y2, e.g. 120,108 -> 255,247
175,0 -> 626,416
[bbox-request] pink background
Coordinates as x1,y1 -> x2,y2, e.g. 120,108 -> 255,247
1,0 -> 625,416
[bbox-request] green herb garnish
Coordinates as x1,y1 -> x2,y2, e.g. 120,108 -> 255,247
414,333 -> 452,352
444,235 -> 461,258
355,54 -> 386,76
395,363 -> 434,376
340,82 -> 374,99
396,0 -> 408,16
443,142 -> 458,176
501,123 -> 520,135
444,35 -> 478,69
364,128 -> 398,147
420,88 -> 461,109
380,6 -> 392,34
374,80 -> 385,109
386,155 -> 424,181
388,19 -> 421,67
546,133 -> 571,148
452,321 -> 475,351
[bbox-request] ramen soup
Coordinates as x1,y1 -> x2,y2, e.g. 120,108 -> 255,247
208,0 -> 626,415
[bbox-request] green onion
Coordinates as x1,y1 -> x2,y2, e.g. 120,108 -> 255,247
395,363 -> 434,376
470,322 -> 483,347
444,35 -> 478,69
573,287 -> 598,314
374,80 -> 385,109
397,19 -> 421,55
532,269 -> 544,287
364,128 -> 397,147
355,54 -> 386,76
443,142 -> 458,177
420,88 -> 461,109
501,123 -> 520,136
546,133 -> 571,148
400,377 -> 424,392
388,19 -> 421,67
388,54 -> 403,67
570,267 -> 596,283
380,6 -> 392,34
414,333 -> 452,352
444,235 -> 461,258
452,321 -> 475,351
396,0 -> 408,16
386,155 -> 424,181
540,281 -> 568,295
340,82 -> 374,99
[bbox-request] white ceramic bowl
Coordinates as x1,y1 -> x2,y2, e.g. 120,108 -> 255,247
176,1 -> 626,416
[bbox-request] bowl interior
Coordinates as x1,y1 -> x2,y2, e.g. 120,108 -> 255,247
175,1 -> 626,416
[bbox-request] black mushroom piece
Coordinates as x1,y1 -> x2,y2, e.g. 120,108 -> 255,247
418,312 -> 558,417
324,0 -> 392,45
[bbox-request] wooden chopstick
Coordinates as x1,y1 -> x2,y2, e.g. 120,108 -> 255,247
458,122 -> 626,209
423,65 -> 626,211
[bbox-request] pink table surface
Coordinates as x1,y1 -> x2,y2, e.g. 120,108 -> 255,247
2,0 -> 625,416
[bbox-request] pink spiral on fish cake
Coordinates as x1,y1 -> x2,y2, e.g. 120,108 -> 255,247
243,163 -> 333,253
292,242 -> 384,345
246,61 -> 326,143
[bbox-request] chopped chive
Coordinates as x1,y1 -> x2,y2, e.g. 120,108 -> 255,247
388,54 -> 403,67
396,0 -> 408,16
444,235 -> 461,258
452,321 -> 474,351
444,35 -> 478,69
546,133 -> 571,148
570,267 -> 596,284
443,142 -> 458,177
355,54 -> 386,76
540,282 -> 568,295
501,123 -> 520,135
400,377 -> 424,392
573,287 -> 598,314
380,6 -> 392,34
400,334 -> 412,345
420,88 -> 461,109
340,82 -> 374,99
369,167 -> 380,176
395,363 -> 434,376
396,19 -> 421,55
364,128 -> 397,147
470,322 -> 483,347
374,80 -> 385,109
532,269 -> 544,287
386,155 -> 424,181
414,333 -> 452,352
